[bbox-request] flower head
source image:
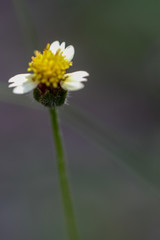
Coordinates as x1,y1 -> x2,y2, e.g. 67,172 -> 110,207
8,41 -> 89,106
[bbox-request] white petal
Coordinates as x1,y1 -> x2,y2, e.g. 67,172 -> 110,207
65,71 -> 89,82
60,42 -> 65,51
13,81 -> 38,94
8,73 -> 33,84
50,41 -> 60,54
63,45 -> 75,61
60,81 -> 84,91
9,82 -> 20,88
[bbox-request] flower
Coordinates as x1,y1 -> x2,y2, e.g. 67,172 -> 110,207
8,41 -> 89,94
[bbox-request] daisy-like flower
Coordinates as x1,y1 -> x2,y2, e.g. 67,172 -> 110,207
8,41 -> 89,97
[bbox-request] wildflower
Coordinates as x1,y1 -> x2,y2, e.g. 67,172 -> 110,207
8,41 -> 89,106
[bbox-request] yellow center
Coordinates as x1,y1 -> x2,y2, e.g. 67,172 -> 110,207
27,44 -> 72,88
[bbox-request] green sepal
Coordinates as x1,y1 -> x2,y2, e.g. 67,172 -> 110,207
33,85 -> 67,107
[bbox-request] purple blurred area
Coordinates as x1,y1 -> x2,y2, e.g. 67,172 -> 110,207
1,0 -> 160,239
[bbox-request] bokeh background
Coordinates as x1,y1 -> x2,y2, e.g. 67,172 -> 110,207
1,0 -> 160,239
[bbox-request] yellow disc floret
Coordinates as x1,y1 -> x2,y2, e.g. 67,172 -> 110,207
27,44 -> 72,88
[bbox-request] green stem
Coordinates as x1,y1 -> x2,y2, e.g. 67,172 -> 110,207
49,107 -> 79,240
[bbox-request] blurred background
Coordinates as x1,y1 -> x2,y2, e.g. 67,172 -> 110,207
1,0 -> 160,239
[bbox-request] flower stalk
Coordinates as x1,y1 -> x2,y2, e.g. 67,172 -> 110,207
49,107 -> 79,240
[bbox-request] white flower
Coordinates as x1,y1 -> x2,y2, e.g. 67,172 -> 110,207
8,41 -> 89,94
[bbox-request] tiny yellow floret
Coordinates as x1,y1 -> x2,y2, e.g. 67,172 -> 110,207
27,44 -> 72,88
